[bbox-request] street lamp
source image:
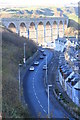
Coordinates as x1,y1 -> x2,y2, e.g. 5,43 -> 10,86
23,43 -> 26,64
48,84 -> 52,118
28,29 -> 29,40
46,56 -> 47,85
19,63 -> 22,100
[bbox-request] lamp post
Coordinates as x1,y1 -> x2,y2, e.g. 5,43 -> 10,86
19,63 -> 22,100
35,26 -> 38,44
46,56 -> 47,85
23,43 -> 26,64
28,29 -> 29,40
48,85 -> 52,118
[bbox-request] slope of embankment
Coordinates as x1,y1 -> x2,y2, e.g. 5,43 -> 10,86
1,26 -> 37,118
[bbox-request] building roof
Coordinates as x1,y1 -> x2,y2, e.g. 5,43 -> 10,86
55,38 -> 67,44
67,73 -> 80,87
74,80 -> 80,89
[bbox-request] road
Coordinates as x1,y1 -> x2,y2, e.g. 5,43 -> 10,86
23,49 -> 74,119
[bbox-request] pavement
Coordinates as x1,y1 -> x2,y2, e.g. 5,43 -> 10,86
47,50 -> 76,119
23,48 -> 74,119
47,50 -> 73,103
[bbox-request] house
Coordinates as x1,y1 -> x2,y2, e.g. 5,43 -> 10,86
58,36 -> 80,107
59,63 -> 73,90
65,37 -> 78,47
54,38 -> 67,52
65,73 -> 80,106
65,71 -> 74,91
73,80 -> 80,106
58,58 -> 80,106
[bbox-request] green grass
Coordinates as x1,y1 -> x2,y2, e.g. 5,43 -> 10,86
67,13 -> 80,24
2,27 -> 37,118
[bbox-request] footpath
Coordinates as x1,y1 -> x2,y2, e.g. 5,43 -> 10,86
44,50 -> 80,119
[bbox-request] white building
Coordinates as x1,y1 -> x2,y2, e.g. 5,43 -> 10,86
73,81 -> 80,106
54,38 -> 67,52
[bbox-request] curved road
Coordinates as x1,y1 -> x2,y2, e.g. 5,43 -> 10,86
23,49 -> 74,119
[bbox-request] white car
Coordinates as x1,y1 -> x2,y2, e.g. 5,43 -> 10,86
29,66 -> 34,71
41,49 -> 44,52
43,65 -> 47,70
34,61 -> 39,65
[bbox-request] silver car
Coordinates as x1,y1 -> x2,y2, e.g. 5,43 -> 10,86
34,61 -> 39,65
29,66 -> 34,71
43,65 -> 47,70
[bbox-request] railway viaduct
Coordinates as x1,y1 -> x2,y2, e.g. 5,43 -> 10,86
2,17 -> 69,44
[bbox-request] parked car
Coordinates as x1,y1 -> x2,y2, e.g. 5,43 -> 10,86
29,66 -> 34,71
34,61 -> 39,65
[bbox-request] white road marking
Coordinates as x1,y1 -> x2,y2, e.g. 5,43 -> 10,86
35,95 -> 38,99
52,68 -> 54,71
40,104 -> 43,108
43,109 -> 47,113
33,85 -> 34,89
32,52 -> 51,114
38,100 -> 40,104
35,73 -> 36,75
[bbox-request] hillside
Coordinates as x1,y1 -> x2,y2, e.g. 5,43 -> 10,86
2,26 -> 37,118
1,5 -> 79,40
61,6 -> 80,24
0,6 -> 79,20
0,6 -> 80,28
64,19 -> 80,37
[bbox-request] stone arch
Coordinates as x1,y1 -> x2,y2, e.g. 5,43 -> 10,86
38,21 -> 43,26
65,20 -> 66,24
53,21 -> 57,40
38,21 -> 44,45
29,22 -> 36,42
46,21 -> 51,42
20,22 -> 27,37
64,20 -> 67,29
30,22 -> 35,27
46,21 -> 51,26
59,21 -> 63,37
8,23 -> 16,33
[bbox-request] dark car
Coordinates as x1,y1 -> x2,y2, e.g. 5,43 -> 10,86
40,55 -> 44,59
43,52 -> 46,56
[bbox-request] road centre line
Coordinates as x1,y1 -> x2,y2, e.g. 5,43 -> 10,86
38,100 -> 40,104
40,104 -> 43,108
32,53 -> 50,114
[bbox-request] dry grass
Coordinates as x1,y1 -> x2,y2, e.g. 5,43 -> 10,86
2,27 -> 37,118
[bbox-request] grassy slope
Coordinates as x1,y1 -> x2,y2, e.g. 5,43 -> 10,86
0,27 -> 2,113
2,27 -> 37,118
